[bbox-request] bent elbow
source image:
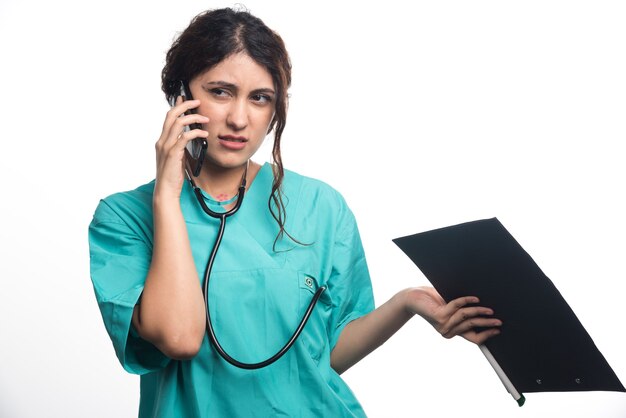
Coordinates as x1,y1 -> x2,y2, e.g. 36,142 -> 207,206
133,308 -> 205,360
135,320 -> 204,360
159,333 -> 204,360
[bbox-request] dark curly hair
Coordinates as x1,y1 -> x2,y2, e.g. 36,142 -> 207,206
162,7 -> 295,248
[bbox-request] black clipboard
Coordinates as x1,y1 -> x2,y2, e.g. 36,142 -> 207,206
393,218 -> 625,403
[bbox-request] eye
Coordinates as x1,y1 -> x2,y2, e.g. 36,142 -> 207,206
251,93 -> 273,105
210,88 -> 231,98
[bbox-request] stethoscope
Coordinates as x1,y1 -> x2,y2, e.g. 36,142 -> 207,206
186,161 -> 327,369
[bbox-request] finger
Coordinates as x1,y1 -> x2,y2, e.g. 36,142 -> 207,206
171,115 -> 210,145
441,315 -> 502,339
155,128 -> 208,185
176,113 -> 210,129
155,120 -> 208,172
462,328 -> 501,345
437,296 -> 481,319
452,305 -> 495,323
172,128 -> 210,152
438,305 -> 496,338
169,99 -> 202,120
159,113 -> 210,150
160,98 -> 203,135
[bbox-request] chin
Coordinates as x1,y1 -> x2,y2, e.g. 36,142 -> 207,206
203,156 -> 250,171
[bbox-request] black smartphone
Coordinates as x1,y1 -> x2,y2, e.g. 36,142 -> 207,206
168,81 -> 207,177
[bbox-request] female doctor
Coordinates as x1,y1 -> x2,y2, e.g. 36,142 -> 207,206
88,7 -> 502,417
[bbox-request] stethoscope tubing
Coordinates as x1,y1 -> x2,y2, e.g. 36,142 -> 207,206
190,168 -> 326,369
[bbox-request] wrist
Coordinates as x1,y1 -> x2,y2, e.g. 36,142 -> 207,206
152,192 -> 185,223
153,186 -> 183,207
395,288 -> 418,320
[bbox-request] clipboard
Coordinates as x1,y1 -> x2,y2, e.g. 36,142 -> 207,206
393,218 -> 625,404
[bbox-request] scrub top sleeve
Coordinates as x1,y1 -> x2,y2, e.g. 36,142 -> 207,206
328,207 -> 375,350
89,204 -> 170,375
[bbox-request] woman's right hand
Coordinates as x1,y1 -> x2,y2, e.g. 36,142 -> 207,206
154,96 -> 209,199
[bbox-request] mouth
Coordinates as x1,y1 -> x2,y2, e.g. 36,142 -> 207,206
217,134 -> 248,151
218,135 -> 248,143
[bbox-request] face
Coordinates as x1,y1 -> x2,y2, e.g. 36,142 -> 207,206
188,52 -> 276,172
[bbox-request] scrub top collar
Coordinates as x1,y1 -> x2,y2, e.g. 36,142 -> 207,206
179,162 -> 273,224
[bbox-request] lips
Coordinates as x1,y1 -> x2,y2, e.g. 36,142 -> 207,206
218,135 -> 248,150
218,135 -> 248,143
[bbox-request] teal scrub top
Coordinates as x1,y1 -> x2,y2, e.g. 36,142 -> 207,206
89,163 -> 375,418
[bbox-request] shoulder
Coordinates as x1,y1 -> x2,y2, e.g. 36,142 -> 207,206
92,180 -> 155,225
281,167 -> 355,228
283,170 -> 345,204
283,168 -> 348,208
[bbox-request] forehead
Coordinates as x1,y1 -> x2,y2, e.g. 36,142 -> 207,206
197,53 -> 274,89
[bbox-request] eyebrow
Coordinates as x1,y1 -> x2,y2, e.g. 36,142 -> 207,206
206,81 -> 275,95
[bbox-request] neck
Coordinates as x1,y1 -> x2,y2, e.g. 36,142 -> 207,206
194,161 -> 256,202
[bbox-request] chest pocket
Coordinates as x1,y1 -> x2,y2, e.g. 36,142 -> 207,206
298,272 -> 331,362
207,268 -> 330,364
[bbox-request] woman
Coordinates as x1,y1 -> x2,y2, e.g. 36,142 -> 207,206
89,7 -> 501,417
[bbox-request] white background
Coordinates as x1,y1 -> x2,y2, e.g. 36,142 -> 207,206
1,1 -> 625,417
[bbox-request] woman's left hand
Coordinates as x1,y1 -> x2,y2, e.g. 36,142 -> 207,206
403,286 -> 502,345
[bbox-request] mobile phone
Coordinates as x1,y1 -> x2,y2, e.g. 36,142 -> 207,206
169,81 -> 207,177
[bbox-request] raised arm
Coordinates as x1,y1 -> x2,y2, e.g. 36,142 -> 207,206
330,286 -> 502,374
131,98 -> 210,360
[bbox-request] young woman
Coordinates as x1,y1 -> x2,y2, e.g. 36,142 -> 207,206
89,8 -> 501,417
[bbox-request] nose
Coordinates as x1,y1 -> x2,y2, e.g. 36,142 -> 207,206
226,98 -> 248,131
